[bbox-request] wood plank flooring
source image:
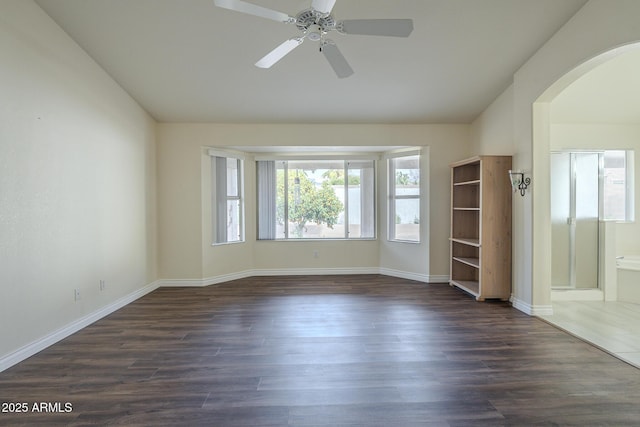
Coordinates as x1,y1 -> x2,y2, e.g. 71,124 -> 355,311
2,275 -> 640,426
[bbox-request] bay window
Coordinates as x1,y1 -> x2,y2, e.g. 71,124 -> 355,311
257,158 -> 375,240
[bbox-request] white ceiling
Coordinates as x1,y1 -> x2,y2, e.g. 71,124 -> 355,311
35,0 -> 587,124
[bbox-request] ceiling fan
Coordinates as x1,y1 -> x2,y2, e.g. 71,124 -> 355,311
214,0 -> 414,78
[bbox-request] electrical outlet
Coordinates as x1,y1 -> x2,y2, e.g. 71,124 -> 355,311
74,289 -> 81,301
99,280 -> 106,291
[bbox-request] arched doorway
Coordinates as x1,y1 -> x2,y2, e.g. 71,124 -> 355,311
532,43 -> 640,366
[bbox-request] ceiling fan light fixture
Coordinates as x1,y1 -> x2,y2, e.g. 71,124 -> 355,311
307,25 -> 323,41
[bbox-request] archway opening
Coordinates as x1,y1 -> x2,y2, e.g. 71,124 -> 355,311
533,42 -> 640,310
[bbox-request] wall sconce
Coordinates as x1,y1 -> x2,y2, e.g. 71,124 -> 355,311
508,170 -> 531,196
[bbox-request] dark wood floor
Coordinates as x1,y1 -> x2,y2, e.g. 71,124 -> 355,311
2,275 -> 640,426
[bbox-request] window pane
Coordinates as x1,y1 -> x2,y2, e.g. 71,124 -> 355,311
348,161 -> 375,238
348,180 -> 362,238
270,159 -> 374,239
212,154 -> 244,244
389,154 -> 421,242
394,155 -> 420,195
394,198 -> 420,241
227,158 -> 239,197
226,200 -> 241,242
603,150 -> 626,221
279,160 -> 345,239
275,163 -> 288,239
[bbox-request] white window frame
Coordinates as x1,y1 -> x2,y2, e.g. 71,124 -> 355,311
210,149 -> 245,245
386,149 -> 421,243
256,155 -> 376,241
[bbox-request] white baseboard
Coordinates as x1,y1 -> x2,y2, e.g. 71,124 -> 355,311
0,280 -> 160,373
510,296 -> 553,316
531,305 -> 554,316
159,270 -> 254,287
252,267 -> 380,277
158,268 -> 446,287
427,274 -> 450,283
383,270 -> 449,284
157,268 -> 379,287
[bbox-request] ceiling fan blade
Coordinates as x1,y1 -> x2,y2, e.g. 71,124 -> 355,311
214,0 -> 293,23
255,38 -> 303,68
321,41 -> 353,79
312,0 -> 337,14
339,19 -> 414,37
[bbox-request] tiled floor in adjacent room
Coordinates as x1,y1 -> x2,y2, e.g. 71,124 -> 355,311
539,300 -> 640,368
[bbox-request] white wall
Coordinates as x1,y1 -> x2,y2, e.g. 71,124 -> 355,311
0,1 -> 157,367
157,123 -> 470,283
470,84 -> 514,156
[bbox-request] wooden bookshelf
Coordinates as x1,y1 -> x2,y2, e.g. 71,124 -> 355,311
449,156 -> 512,301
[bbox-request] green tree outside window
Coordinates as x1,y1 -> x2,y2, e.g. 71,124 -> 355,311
276,170 -> 343,238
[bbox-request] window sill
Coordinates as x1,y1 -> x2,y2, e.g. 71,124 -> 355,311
211,240 -> 245,247
257,238 -> 377,242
